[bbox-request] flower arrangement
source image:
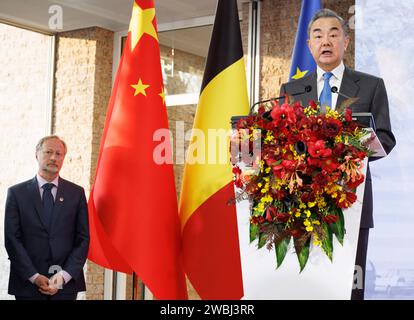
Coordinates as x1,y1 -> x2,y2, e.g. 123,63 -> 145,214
231,98 -> 373,271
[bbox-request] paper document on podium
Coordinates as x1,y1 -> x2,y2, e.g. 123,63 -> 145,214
361,128 -> 387,157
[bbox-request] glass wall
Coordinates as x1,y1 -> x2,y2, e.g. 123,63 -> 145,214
355,0 -> 414,300
0,23 -> 54,300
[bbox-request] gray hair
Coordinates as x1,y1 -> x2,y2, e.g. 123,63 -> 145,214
36,135 -> 67,154
307,9 -> 350,38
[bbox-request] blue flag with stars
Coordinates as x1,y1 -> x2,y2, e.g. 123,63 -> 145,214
289,0 -> 322,80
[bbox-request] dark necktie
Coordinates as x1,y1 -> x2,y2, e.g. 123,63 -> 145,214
319,72 -> 333,113
42,183 -> 55,228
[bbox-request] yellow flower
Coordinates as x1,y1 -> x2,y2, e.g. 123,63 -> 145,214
264,131 -> 274,143
305,225 -> 314,232
325,108 -> 339,119
313,239 -> 322,246
307,201 -> 316,208
316,196 -> 327,208
305,210 -> 311,218
299,202 -> 307,209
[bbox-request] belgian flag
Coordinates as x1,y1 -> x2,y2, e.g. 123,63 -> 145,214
179,0 -> 249,299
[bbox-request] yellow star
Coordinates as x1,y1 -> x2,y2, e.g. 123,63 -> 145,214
158,87 -> 166,105
129,2 -> 158,51
131,79 -> 149,96
292,67 -> 309,79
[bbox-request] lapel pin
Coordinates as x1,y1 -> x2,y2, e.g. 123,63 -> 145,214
59,197 -> 64,202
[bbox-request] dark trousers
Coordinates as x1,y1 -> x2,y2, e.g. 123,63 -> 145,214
15,292 -> 78,300
351,228 -> 370,300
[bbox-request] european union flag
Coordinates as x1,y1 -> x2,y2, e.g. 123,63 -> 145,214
289,0 -> 322,80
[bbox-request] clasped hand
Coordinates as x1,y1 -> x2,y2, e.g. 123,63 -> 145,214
34,273 -> 64,295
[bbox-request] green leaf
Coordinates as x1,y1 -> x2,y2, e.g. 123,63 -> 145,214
258,232 -> 267,249
321,223 -> 333,261
329,208 -> 345,245
270,159 -> 283,166
294,237 -> 310,272
249,223 -> 259,243
275,236 -> 291,268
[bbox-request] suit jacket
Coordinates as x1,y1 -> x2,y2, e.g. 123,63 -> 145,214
4,176 -> 90,296
280,66 -> 396,228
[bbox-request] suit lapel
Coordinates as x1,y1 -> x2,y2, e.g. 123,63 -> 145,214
297,72 -> 318,105
50,177 -> 66,233
336,66 -> 360,112
28,177 -> 49,232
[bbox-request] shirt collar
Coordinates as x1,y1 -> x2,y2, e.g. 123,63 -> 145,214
37,174 -> 59,189
317,61 -> 345,81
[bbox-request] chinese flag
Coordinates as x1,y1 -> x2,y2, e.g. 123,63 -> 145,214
88,0 -> 188,299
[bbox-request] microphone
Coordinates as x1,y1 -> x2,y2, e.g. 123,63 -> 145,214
249,85 -> 312,115
331,86 -> 352,99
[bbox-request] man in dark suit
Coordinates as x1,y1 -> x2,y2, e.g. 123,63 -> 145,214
280,9 -> 396,300
4,135 -> 90,300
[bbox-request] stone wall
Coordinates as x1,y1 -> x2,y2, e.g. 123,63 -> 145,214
54,26 -> 114,300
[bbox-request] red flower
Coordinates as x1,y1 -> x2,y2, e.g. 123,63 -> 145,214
345,108 -> 353,122
275,212 -> 290,223
301,192 -> 316,203
311,172 -> 329,191
321,118 -> 342,138
319,158 -> 340,172
232,166 -> 243,188
323,214 -> 339,224
346,174 -> 365,190
336,191 -> 357,208
308,99 -> 318,110
272,159 -> 296,179
271,189 -> 286,200
333,142 -> 345,157
265,207 -> 276,222
270,103 -> 297,127
290,228 -> 304,238
307,140 -> 332,158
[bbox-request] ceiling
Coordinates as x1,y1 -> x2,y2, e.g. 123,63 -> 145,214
0,0 -> 248,57
0,0 -> 248,32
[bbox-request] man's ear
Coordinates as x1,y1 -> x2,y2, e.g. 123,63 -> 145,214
344,36 -> 350,51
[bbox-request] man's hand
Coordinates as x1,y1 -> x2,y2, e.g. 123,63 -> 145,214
48,273 -> 65,294
34,274 -> 57,295
34,274 -> 49,290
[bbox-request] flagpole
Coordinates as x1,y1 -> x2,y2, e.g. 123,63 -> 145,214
132,272 -> 146,300
132,272 -> 137,300
112,271 -> 117,300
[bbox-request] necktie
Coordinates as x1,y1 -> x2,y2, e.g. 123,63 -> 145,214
42,183 -> 55,228
319,72 -> 333,113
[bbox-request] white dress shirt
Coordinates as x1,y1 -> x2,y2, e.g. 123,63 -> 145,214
29,174 -> 72,286
316,61 -> 345,111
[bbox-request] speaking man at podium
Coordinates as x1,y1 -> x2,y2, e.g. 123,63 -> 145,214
280,8 -> 396,299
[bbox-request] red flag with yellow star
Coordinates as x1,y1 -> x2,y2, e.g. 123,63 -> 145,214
87,0 -> 188,299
